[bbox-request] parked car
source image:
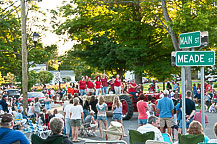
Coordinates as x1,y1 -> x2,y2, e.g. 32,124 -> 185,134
4,89 -> 20,99
20,92 -> 45,106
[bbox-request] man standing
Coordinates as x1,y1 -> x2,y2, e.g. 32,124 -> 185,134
0,95 -> 9,113
157,90 -> 174,135
178,90 -> 195,133
128,80 -> 137,101
137,116 -> 164,142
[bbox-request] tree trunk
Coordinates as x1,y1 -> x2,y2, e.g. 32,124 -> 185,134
161,0 -> 192,94
163,81 -> 165,90
135,73 -> 142,84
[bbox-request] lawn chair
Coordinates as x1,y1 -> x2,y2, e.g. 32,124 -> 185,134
129,130 -> 155,144
178,134 -> 204,144
146,140 -> 170,144
162,133 -> 173,144
103,121 -> 123,140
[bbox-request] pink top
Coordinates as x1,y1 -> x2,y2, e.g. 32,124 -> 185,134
137,101 -> 148,119
193,111 -> 208,124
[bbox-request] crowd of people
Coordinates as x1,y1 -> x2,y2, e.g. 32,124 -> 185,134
0,76 -> 217,143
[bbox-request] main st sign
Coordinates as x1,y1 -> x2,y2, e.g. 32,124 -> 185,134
176,51 -> 215,66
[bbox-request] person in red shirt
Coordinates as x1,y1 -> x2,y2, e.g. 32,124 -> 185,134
101,73 -> 108,95
137,94 -> 148,126
114,74 -> 121,94
86,77 -> 94,96
95,76 -> 102,96
79,76 -> 87,96
110,76 -> 115,94
128,80 -> 138,101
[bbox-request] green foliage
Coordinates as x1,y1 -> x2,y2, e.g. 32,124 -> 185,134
37,71 -> 53,85
28,71 -> 38,90
51,0 -> 178,81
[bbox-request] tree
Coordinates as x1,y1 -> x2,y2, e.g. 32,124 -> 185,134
51,0 -> 178,83
37,71 -> 53,85
0,72 -> 5,85
160,0 -> 217,91
3,72 -> 16,85
28,71 -> 38,91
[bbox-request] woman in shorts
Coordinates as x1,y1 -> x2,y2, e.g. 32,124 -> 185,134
137,94 -> 149,126
96,95 -> 108,138
70,97 -> 83,142
112,96 -> 126,136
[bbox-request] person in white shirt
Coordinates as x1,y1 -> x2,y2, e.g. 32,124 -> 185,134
64,99 -> 73,137
208,122 -> 217,143
70,97 -> 83,142
63,94 -> 72,111
137,116 -> 164,142
53,109 -> 64,119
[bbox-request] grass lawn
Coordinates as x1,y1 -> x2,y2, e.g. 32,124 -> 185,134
143,81 -> 217,93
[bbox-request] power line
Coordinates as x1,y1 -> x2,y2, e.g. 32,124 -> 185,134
0,5 -> 20,20
0,0 -> 19,14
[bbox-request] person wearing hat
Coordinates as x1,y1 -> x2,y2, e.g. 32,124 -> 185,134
156,90 -> 174,136
0,95 -> 9,113
84,110 -> 97,136
0,113 -> 29,144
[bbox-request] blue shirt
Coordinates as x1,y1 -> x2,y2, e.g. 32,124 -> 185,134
0,127 -> 30,144
173,84 -> 177,91
157,97 -> 174,118
176,103 -> 181,121
193,86 -> 197,94
14,112 -> 23,122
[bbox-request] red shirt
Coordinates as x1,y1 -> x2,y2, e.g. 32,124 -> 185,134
95,81 -> 101,89
114,78 -> 121,87
128,82 -> 137,93
193,111 -> 208,124
79,80 -> 86,89
87,81 -> 94,89
110,80 -> 114,90
101,78 -> 108,87
137,101 -> 148,119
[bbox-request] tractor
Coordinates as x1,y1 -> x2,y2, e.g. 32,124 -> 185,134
104,92 -> 162,120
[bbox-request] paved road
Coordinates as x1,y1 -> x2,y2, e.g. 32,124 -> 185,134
77,111 -> 217,143
49,105 -> 217,143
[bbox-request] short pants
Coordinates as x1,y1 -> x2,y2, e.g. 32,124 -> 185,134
71,119 -> 81,127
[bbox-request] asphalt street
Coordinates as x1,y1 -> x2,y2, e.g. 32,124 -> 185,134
51,105 -> 217,144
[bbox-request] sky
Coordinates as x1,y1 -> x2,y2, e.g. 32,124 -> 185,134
37,0 -> 76,55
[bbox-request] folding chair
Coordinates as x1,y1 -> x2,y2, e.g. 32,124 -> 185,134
146,140 -> 170,144
162,133 -> 173,144
129,130 -> 155,144
178,134 -> 204,144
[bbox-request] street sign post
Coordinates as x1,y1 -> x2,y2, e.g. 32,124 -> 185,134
176,51 -> 215,66
179,31 -> 201,48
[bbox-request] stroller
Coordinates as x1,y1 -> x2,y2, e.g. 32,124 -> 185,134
79,122 -> 96,137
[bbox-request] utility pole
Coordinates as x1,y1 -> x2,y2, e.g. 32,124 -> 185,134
21,0 -> 28,114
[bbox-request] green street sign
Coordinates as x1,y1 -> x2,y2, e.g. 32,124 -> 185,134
179,31 -> 201,48
176,51 -> 215,66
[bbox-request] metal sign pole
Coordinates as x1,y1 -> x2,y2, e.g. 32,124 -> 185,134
181,67 -> 186,134
201,67 -> 205,132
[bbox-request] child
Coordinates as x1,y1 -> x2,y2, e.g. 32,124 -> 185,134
209,100 -> 216,113
84,110 -> 97,136
147,95 -> 155,116
112,96 -> 126,136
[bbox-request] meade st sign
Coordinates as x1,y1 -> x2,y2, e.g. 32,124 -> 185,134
176,51 -> 215,66
179,31 -> 201,48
